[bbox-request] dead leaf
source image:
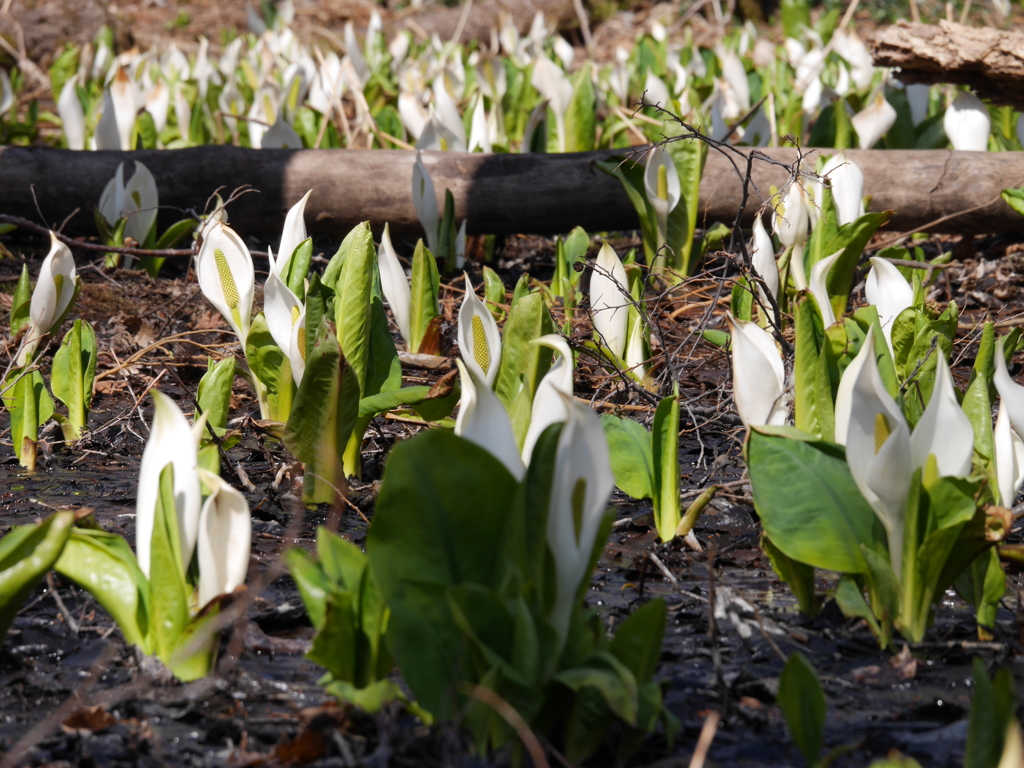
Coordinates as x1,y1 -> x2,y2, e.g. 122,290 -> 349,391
95,379 -> 128,394
272,727 -> 331,766
61,705 -> 117,735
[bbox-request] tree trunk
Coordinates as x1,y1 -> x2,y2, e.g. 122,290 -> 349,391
0,145 -> 1021,241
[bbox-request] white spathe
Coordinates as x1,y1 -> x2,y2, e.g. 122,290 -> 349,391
910,355 -> 974,479
276,189 -> 312,277
136,391 -> 202,578
412,151 -> 440,253
19,232 -> 79,365
547,396 -> 614,644
750,216 -> 779,307
994,404 -> 1024,507
808,250 -> 842,328
197,222 -> 255,345
589,243 -> 630,358
774,182 -> 810,290
852,92 -> 896,150
454,359 -> 525,481
833,328 -> 913,577
377,223 -> 413,348
727,313 -> 789,428
196,468 -> 252,608
821,152 -> 866,226
457,273 -> 502,387
944,91 -> 990,152
522,334 -> 574,464
98,161 -> 159,246
865,257 -> 914,352
643,146 -> 681,247
58,75 -> 86,150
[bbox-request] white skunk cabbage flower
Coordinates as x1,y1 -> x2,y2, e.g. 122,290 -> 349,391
98,161 -> 159,245
994,403 -> 1024,507
264,248 -> 303,365
726,313 -> 789,428
750,216 -> 779,307
531,54 -> 572,151
821,152 -> 865,226
261,115 -> 303,149
377,224 -> 412,348
994,337 -> 1024,438
136,391 -> 202,578
865,257 -> 914,353
144,80 -> 170,134
773,182 -> 810,290
906,83 -> 930,126
398,91 -> 429,141
467,95 -> 492,153
944,91 -> 990,152
416,113 -> 466,152
547,396 -> 614,644
432,77 -> 467,150
196,468 -> 251,608
643,70 -> 672,110
19,232 -> 79,365
454,359 -> 525,481
589,242 -> 629,358
197,222 -> 255,344
852,91 -> 896,150
910,355 -> 974,479
833,328 -> 912,576
288,304 -> 307,386
93,67 -> 139,151
412,151 -> 440,254
457,273 -> 502,387
809,250 -> 842,328
58,74 -> 86,150
276,189 -> 312,276
643,146 -> 680,247
522,334 -> 574,464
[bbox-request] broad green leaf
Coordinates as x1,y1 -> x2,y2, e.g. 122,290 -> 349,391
747,428 -> 885,574
834,574 -> 882,639
3,368 -> 55,468
963,322 -> 997,490
778,652 -> 825,766
10,265 -> 30,335
608,599 -> 665,683
662,124 -> 708,276
555,650 -> 639,725
367,431 -> 520,717
149,465 -> 191,661
780,0 -> 810,37
793,292 -> 825,437
51,319 -> 97,440
956,548 -> 1006,638
364,292 -> 402,399
196,356 -> 235,436
0,511 -> 74,640
1001,187 -> 1024,218
652,390 -> 680,541
964,657 -> 1018,768
824,212 -> 892,318
494,292 -> 555,442
600,414 -> 654,500
283,237 -> 313,298
245,314 -> 293,422
54,527 -> 151,649
565,63 -> 596,152
409,240 -> 440,355
154,218 -> 196,250
334,222 -> 375,393
730,278 -> 753,322
483,267 -> 506,321
762,533 -> 820,617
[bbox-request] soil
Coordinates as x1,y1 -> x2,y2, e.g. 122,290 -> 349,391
0,225 -> 1022,768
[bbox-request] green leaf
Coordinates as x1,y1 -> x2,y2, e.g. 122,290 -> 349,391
652,389 -> 680,541
963,322 -> 996,488
10,265 -> 30,335
762,533 -> 820,617
778,652 -> 825,766
51,319 -> 97,441
494,292 -> 555,444
555,651 -> 639,725
366,431 -> 521,718
793,292 -> 825,437
964,657 -> 1017,768
597,158 -> 659,264
409,240 -> 441,354
334,222 -> 375,393
363,292 -> 402,400
284,321 -> 361,504
747,428 -> 885,574
483,267 -> 506,321
731,278 -> 753,322
780,0 -> 810,37
600,414 -> 654,500
283,237 -> 313,298
0,511 -> 74,640
154,218 -> 196,251
1001,187 -> 1024,218
197,356 -> 236,436
54,527 -> 151,649
609,599 -> 666,683
824,212 -> 892,318
150,465 -> 192,661
662,124 -> 708,276
834,574 -> 882,639
3,368 -> 55,468
244,314 -> 293,423
565,63 -> 596,152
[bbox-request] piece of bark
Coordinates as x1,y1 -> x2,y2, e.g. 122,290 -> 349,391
870,20 -> 1024,110
1,145 -> 1023,241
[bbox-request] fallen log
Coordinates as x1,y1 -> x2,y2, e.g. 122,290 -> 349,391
0,146 -> 1022,241
870,20 -> 1024,111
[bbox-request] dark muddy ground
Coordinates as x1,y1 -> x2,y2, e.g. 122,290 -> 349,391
0,228 -> 1024,767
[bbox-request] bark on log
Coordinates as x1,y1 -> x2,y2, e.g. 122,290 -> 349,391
0,146 -> 1022,241
870,20 -> 1024,110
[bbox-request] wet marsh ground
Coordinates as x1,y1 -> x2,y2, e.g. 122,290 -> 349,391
0,229 -> 1023,767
